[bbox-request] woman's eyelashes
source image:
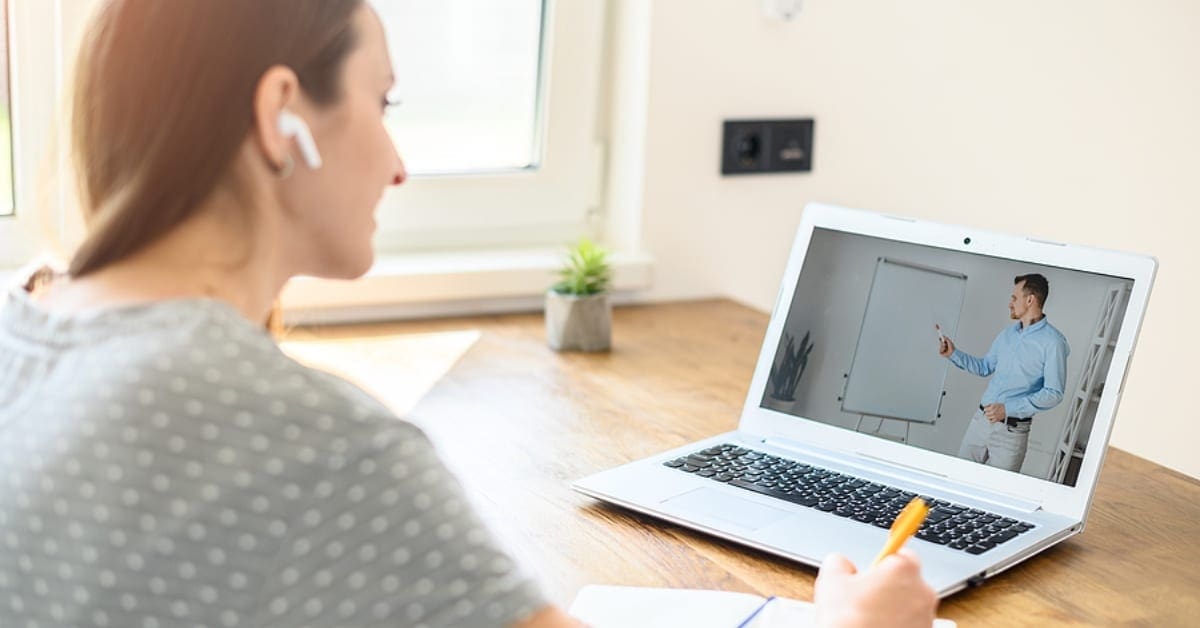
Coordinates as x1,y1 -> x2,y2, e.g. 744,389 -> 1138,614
382,92 -> 402,113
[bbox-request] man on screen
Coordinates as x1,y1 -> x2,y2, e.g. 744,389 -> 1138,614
937,273 -> 1070,472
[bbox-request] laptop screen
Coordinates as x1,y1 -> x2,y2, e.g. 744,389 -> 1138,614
761,227 -> 1134,487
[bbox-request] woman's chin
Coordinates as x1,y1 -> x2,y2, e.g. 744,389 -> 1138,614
314,250 -> 375,281
345,252 -> 376,279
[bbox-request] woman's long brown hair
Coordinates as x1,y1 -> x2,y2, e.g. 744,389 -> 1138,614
68,0 -> 362,331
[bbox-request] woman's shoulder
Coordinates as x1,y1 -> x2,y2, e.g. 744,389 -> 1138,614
114,299 -> 417,441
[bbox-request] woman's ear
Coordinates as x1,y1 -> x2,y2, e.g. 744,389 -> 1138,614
252,66 -> 302,171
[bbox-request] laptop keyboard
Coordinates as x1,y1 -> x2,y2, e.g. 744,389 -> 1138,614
663,443 -> 1035,555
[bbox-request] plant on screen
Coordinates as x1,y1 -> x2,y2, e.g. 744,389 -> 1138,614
769,331 -> 815,401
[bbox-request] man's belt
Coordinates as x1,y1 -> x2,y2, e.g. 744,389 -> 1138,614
979,404 -> 1033,427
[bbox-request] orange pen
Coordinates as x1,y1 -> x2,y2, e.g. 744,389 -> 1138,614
871,497 -> 930,567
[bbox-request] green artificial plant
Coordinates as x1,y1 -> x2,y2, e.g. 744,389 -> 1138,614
552,238 -> 612,296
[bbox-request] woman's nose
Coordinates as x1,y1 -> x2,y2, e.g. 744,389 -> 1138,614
391,158 -> 407,186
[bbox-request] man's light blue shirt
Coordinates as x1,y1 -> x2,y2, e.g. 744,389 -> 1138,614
949,317 -> 1070,418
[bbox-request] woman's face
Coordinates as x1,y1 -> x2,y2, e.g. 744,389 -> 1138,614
280,5 -> 404,280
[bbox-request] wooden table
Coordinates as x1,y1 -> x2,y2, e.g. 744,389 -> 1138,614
289,299 -> 1200,626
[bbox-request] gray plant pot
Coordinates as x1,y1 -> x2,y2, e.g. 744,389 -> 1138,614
545,290 -> 611,352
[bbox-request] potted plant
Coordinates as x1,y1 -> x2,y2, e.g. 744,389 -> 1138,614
546,239 -> 613,352
767,330 -> 815,401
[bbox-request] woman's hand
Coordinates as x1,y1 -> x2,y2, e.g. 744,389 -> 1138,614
813,549 -> 938,628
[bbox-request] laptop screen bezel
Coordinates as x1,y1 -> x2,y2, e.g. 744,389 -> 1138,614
738,202 -> 1157,520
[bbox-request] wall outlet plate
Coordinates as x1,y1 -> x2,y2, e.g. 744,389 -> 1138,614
721,118 -> 814,175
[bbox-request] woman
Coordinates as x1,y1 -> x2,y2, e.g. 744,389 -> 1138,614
0,1 -> 937,626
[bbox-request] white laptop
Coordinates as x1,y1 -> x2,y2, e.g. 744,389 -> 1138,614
573,202 -> 1156,596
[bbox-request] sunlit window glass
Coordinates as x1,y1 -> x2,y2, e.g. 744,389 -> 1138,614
372,0 -> 545,176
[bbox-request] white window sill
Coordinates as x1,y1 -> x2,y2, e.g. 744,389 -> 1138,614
1,248 -> 656,326
280,247 -> 655,325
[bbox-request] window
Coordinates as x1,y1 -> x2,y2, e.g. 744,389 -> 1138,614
377,0 -> 544,175
0,1 -> 616,274
370,0 -> 609,252
0,1 -> 14,217
0,0 -> 75,269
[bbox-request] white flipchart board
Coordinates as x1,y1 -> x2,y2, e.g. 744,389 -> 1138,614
841,258 -> 967,424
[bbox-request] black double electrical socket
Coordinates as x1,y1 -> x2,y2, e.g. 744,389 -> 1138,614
721,118 -> 814,175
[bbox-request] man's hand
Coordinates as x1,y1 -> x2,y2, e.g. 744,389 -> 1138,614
937,333 -> 955,358
814,549 -> 938,628
983,403 -> 1006,423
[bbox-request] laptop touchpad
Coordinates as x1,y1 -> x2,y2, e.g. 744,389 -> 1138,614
660,488 -> 791,531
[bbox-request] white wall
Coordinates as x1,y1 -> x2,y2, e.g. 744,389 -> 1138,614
634,0 -> 1200,478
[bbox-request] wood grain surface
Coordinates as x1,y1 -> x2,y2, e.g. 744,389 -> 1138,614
288,299 -> 1200,627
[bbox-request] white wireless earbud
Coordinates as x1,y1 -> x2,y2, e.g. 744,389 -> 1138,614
277,110 -> 323,169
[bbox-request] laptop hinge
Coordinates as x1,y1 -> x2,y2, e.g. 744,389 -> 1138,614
760,437 -> 1044,514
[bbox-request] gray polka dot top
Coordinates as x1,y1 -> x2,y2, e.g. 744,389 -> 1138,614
0,286 -> 547,627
